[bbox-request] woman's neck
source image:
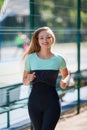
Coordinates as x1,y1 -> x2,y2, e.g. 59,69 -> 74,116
37,50 -> 53,59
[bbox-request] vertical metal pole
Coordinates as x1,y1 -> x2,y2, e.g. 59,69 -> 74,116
77,0 -> 81,114
0,22 -> 2,60
30,0 -> 34,38
7,90 -> 10,128
30,122 -> 34,130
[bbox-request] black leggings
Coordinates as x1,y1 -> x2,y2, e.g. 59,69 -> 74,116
28,85 -> 61,130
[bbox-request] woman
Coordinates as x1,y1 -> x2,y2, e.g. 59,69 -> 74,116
23,26 -> 69,130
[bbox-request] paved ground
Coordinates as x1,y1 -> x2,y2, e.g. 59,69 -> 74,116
23,105 -> 87,130
56,108 -> 87,130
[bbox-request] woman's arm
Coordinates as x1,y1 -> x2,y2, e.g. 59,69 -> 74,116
60,68 -> 70,89
23,71 -> 36,86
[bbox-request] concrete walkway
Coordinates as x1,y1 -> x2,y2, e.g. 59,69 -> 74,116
55,108 -> 87,130
22,105 -> 87,130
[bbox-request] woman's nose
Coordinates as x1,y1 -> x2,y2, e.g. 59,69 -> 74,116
43,38 -> 48,42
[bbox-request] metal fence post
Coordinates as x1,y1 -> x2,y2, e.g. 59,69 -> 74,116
0,21 -> 2,60
77,0 -> 81,114
30,122 -> 34,130
30,0 -> 35,38
7,89 -> 10,128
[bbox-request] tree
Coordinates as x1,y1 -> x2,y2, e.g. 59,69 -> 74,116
0,0 -> 4,9
33,0 -> 87,42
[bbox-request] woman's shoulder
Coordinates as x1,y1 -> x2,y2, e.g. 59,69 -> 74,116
54,53 -> 67,68
54,53 -> 65,60
25,53 -> 36,61
26,53 -> 36,58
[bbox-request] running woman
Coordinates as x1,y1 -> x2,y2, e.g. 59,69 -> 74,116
23,26 -> 69,130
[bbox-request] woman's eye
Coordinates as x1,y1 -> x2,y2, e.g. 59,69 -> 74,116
39,36 -> 51,40
39,37 -> 43,40
47,37 -> 51,39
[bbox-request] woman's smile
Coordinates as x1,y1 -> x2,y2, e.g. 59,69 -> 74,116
42,42 -> 49,45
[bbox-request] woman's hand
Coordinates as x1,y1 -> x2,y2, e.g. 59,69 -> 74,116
60,68 -> 70,89
23,71 -> 36,86
60,80 -> 67,89
27,72 -> 36,82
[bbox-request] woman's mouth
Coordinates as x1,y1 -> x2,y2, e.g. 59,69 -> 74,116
42,42 -> 49,45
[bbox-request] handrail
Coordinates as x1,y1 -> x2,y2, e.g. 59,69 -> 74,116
0,83 -> 22,90
0,83 -> 29,128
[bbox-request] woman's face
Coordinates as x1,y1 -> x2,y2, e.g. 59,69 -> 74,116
38,30 -> 54,49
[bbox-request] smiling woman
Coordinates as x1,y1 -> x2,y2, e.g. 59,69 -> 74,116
22,26 -> 69,130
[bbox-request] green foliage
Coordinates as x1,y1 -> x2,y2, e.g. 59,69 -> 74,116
34,0 -> 77,29
1,0 -> 87,43
0,0 -> 4,9
34,0 -> 87,42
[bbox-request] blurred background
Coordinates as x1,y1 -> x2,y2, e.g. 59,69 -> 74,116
0,0 -> 87,129
0,0 -> 87,69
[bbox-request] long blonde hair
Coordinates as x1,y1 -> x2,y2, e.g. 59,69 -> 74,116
23,26 -> 55,59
